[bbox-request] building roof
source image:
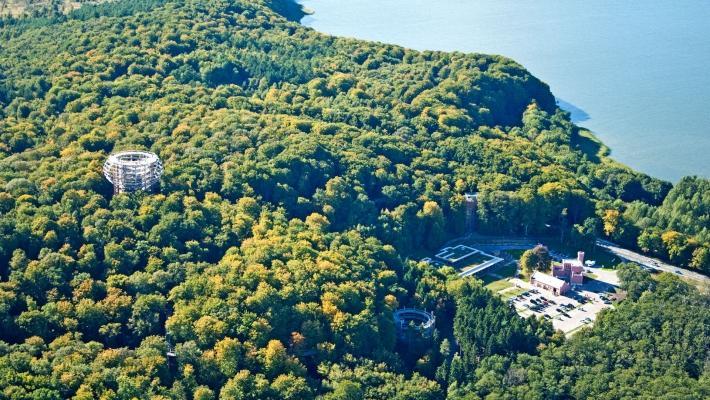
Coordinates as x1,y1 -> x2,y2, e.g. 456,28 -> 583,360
532,271 -> 567,289
562,258 -> 583,267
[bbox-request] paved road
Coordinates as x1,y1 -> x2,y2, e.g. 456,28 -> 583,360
447,234 -> 709,284
509,277 -> 613,337
596,239 -> 709,283
445,234 -> 709,284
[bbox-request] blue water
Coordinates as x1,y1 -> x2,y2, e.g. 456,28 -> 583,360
299,0 -> 710,182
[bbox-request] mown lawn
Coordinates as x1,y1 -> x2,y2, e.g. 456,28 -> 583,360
494,261 -> 519,278
485,279 -> 514,293
502,287 -> 527,299
505,249 -> 527,260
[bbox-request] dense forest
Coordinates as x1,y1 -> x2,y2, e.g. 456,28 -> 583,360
0,0 -> 708,398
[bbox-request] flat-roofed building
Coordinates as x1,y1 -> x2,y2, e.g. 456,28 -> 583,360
531,271 -> 570,295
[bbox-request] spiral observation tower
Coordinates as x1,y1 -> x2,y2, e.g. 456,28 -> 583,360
103,150 -> 163,194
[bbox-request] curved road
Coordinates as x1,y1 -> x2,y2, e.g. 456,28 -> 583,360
448,234 -> 709,284
596,239 -> 709,284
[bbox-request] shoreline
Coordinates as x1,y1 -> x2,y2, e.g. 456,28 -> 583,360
292,0 -> 710,183
273,0 -> 312,21
294,0 -> 647,182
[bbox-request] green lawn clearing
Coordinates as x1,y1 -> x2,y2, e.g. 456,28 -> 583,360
501,287 -> 527,299
491,261 -> 518,278
485,279 -> 514,293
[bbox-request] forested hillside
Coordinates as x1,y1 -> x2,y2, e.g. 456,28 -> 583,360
0,0 -> 708,398
614,176 -> 710,269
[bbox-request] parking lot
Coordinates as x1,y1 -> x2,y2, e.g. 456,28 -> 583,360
507,272 -> 618,335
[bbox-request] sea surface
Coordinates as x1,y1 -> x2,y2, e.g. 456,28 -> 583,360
298,0 -> 710,182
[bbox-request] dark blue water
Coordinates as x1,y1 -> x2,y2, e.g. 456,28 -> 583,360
299,0 -> 710,182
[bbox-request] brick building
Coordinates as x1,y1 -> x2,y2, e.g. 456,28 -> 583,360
530,271 -> 570,295
553,251 -> 585,286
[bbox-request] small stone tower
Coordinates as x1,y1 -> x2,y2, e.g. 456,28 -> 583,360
464,193 -> 478,233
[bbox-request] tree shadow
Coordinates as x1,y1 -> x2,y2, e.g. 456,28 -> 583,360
580,277 -> 619,293
556,98 -> 590,124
